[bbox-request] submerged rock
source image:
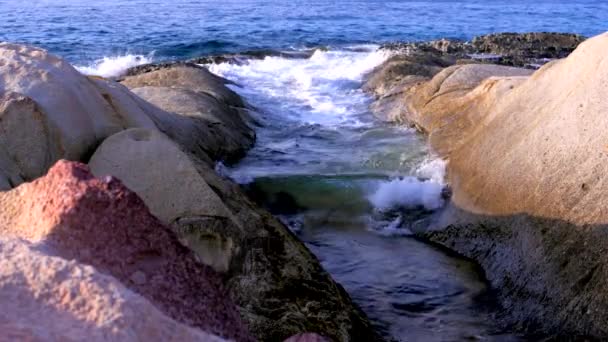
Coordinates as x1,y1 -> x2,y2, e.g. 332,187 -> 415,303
0,160 -> 251,341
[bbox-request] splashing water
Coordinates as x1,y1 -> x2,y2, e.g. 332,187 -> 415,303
76,53 -> 154,78
205,48 -> 515,341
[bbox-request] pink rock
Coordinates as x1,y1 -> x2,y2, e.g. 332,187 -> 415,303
0,160 -> 252,341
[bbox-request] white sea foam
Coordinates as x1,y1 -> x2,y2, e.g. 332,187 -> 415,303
207,46 -> 391,127
369,158 -> 446,212
76,54 -> 153,78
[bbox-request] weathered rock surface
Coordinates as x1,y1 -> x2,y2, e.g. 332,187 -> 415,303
367,62 -> 532,131
121,65 -> 256,163
131,86 -> 254,163
0,237 -> 227,342
0,44 -> 255,191
391,32 -> 608,338
89,128 -> 380,341
89,128 -> 239,272
0,43 -> 152,187
381,32 -> 586,68
121,64 -> 245,108
0,160 -> 251,341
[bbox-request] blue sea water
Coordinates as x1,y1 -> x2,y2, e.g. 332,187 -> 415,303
0,0 -> 606,64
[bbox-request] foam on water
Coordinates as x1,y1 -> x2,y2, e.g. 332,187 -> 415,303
208,47 -> 391,127
76,54 -> 153,78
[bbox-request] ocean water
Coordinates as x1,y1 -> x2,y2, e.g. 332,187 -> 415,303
1,0 -> 606,65
2,1 -> 604,341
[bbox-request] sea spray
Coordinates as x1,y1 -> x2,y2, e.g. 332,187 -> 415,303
76,53 -> 154,78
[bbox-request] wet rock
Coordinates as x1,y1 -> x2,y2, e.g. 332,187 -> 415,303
0,237 -> 228,341
89,128 -> 380,341
0,160 -> 252,341
363,53 -> 454,97
470,32 -> 586,67
381,32 -> 585,68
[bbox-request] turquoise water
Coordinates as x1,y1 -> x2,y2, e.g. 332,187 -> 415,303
0,0 -> 606,63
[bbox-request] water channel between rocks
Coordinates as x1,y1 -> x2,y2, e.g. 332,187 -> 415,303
208,47 -> 520,342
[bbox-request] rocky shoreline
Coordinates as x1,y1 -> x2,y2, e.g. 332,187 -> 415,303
364,31 -> 608,338
0,43 -> 378,341
0,30 -> 604,341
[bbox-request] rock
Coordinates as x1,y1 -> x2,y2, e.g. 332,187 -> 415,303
380,32 -> 586,68
0,238 -> 228,341
368,63 -> 532,132
131,86 -> 255,163
89,128 -> 380,341
363,53 -> 453,97
284,333 -> 332,342
89,128 -> 239,272
0,43 -> 150,185
121,65 -> 244,108
413,32 -> 608,338
0,160 -> 252,341
470,32 -> 586,67
403,64 -> 532,134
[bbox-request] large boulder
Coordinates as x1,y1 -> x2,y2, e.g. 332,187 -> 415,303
89,128 -> 380,341
0,160 -> 252,341
0,238 -> 227,341
89,128 -> 239,272
121,65 -> 245,108
0,43 -> 154,187
131,86 -> 254,163
0,45 -> 255,191
413,32 -> 608,338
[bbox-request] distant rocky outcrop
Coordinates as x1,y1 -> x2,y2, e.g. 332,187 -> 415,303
381,32 -> 586,68
369,31 -> 608,338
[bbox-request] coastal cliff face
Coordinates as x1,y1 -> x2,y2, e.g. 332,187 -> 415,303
366,32 -> 608,337
0,43 -> 378,341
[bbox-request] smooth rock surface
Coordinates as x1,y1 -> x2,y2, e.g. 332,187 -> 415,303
0,43 -> 148,185
405,32 -> 608,338
0,160 -> 251,341
0,238 -> 227,342
132,86 -> 254,163
89,128 -> 239,273
121,65 -> 245,108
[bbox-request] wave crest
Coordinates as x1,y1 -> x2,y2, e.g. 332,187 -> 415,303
76,54 -> 153,78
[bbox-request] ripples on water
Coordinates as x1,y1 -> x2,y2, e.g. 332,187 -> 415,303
1,0 -> 607,64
